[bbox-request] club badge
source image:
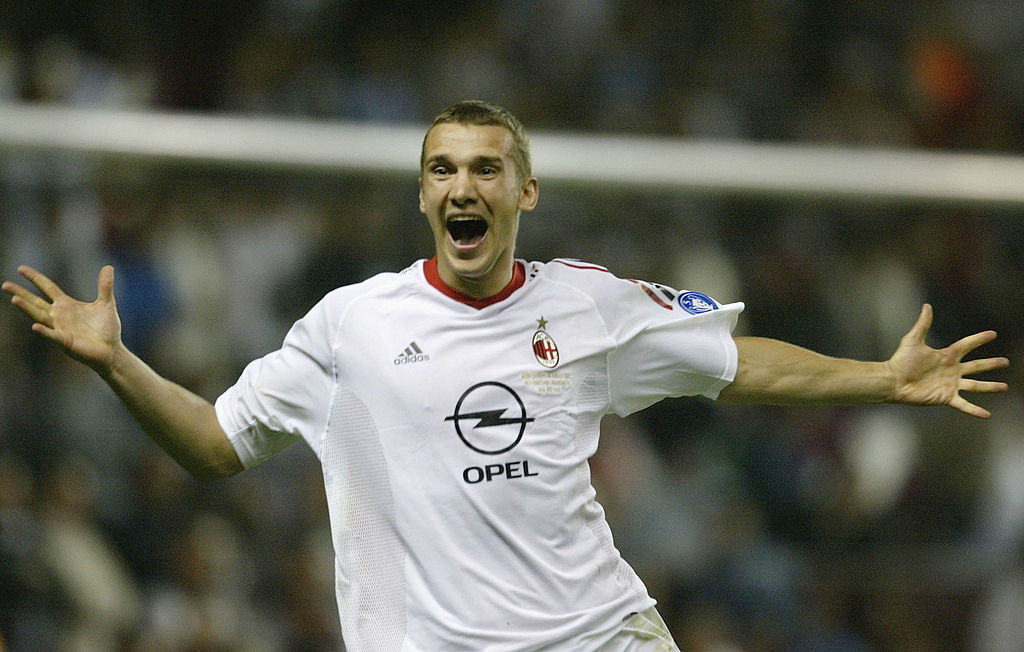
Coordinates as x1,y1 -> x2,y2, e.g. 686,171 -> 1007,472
532,316 -> 559,368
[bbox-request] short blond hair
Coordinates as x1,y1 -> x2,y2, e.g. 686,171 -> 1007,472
421,100 -> 532,179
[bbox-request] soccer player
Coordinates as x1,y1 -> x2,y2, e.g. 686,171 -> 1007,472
3,101 -> 1009,651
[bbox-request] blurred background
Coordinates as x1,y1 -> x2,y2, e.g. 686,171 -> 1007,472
2,1 -> 1024,650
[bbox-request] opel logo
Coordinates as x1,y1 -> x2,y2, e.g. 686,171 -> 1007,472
444,381 -> 534,455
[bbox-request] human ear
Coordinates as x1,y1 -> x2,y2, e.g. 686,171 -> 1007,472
518,177 -> 539,212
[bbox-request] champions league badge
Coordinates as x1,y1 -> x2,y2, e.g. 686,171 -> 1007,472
678,291 -> 718,314
532,316 -> 559,368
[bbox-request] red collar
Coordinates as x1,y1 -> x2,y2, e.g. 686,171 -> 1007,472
424,257 -> 525,309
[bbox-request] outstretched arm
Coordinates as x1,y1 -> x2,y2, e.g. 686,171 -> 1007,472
717,304 -> 1009,418
3,265 -> 243,478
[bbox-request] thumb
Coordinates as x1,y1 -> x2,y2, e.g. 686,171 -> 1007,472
97,265 -> 116,303
903,303 -> 933,344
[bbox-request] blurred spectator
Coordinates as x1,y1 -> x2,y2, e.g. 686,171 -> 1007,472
37,455 -> 140,649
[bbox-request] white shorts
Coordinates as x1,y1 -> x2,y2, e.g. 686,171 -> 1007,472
598,607 -> 681,652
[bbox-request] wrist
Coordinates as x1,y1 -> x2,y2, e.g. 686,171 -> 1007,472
880,359 -> 901,404
96,340 -> 133,383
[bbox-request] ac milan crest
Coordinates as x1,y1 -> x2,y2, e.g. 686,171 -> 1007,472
532,317 -> 559,368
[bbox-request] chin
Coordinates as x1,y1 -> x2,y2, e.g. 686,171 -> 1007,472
445,247 -> 490,273
451,262 -> 491,281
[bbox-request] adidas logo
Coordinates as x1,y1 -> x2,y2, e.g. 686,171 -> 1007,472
394,341 -> 430,366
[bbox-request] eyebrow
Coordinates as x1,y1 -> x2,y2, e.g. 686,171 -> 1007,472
424,154 -> 504,169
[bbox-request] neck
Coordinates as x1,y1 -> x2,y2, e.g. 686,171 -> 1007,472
438,248 -> 517,299
425,257 -> 525,309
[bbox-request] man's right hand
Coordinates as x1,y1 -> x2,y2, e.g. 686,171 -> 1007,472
3,264 -> 123,375
5,263 -> 243,479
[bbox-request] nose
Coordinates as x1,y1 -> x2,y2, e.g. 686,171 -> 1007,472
450,170 -> 477,207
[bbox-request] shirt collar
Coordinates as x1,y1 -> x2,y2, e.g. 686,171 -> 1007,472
423,257 -> 525,309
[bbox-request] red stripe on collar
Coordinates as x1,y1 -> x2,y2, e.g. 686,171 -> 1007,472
424,257 -> 525,309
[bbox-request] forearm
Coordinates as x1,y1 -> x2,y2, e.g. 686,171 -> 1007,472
101,344 -> 243,479
718,336 -> 894,406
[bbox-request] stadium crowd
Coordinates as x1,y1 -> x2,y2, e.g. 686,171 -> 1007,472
2,1 -> 1024,649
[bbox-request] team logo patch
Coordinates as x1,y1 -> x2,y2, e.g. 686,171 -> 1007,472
532,316 -> 559,368
678,291 -> 718,314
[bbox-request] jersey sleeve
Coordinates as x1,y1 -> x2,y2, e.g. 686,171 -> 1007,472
603,279 -> 743,416
215,297 -> 336,468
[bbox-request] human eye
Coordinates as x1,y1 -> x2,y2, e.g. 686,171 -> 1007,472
477,163 -> 501,177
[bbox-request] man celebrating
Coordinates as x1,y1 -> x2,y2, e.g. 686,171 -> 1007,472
3,101 -> 1009,651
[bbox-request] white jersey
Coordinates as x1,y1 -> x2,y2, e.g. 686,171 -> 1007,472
215,257 -> 743,651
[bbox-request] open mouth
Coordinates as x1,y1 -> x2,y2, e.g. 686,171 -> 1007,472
446,216 -> 488,247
